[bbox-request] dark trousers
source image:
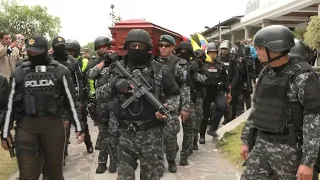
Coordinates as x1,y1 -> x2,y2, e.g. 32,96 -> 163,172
200,88 -> 227,137
16,116 -> 65,180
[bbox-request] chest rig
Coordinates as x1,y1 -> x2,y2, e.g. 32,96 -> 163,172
22,64 -> 62,117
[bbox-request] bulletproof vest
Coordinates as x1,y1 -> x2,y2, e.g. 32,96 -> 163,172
161,56 -> 182,97
22,64 -> 62,117
115,61 -> 162,122
253,61 -> 312,133
202,62 -> 223,87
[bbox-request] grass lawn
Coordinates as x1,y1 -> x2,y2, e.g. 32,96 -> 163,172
217,122 -> 245,170
0,147 -> 18,180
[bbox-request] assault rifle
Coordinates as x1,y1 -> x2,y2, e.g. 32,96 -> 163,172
110,61 -> 173,118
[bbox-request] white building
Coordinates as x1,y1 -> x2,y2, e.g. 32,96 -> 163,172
202,0 -> 320,44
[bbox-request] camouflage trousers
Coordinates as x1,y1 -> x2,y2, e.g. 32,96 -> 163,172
192,96 -> 203,140
117,126 -> 164,180
180,101 -> 196,159
96,123 -> 118,164
241,135 -> 301,180
163,96 -> 180,162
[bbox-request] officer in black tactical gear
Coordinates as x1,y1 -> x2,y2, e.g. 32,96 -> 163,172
51,36 -> 93,159
236,43 -> 256,115
240,25 -> 320,180
1,35 -> 85,180
0,73 -> 9,127
96,29 -> 168,180
201,43 -> 231,140
217,40 -> 239,124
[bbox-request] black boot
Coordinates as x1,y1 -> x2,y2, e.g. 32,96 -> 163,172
168,160 -> 177,173
193,138 -> 198,150
108,162 -> 117,173
86,142 -> 93,154
199,137 -> 205,144
180,158 -> 188,166
96,163 -> 107,174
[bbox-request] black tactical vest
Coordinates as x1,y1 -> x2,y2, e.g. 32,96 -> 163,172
22,64 -> 62,117
161,56 -> 183,97
253,61 -> 312,133
202,62 -> 223,87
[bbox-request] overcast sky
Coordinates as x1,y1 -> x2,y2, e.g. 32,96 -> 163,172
19,0 -> 248,45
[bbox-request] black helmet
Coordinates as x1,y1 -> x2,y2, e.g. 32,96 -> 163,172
288,38 -> 310,61
66,39 -> 81,57
206,43 -> 219,52
254,25 -> 295,52
220,40 -> 232,50
194,49 -> 206,60
123,29 -> 152,50
94,36 -> 111,51
176,41 -> 193,53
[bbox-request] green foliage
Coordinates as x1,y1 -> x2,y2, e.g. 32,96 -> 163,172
304,16 -> 320,50
81,42 -> 95,56
217,122 -> 245,169
0,0 -> 61,39
292,29 -> 306,41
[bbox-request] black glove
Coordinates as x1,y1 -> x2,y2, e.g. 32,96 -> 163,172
103,52 -> 118,65
115,78 -> 129,93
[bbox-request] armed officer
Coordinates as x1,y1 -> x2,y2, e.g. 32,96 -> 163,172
175,41 -> 203,165
157,35 -> 190,172
217,40 -> 239,124
190,49 -> 207,150
96,29 -> 168,180
51,36 -> 93,158
240,25 -> 320,180
201,43 -> 230,141
0,35 -> 85,180
236,43 -> 256,115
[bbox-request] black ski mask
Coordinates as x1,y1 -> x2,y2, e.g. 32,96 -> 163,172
29,52 -> 49,66
53,45 -> 67,59
127,49 -> 150,67
180,51 -> 191,60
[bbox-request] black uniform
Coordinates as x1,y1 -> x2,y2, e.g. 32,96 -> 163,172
200,60 -> 229,139
0,73 -> 10,126
1,35 -> 83,180
237,44 -> 256,115
52,36 -> 93,160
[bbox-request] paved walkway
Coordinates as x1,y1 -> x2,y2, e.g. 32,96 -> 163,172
10,118 -> 241,180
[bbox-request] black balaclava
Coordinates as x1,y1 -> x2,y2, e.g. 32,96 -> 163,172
53,45 -> 67,60
127,49 -> 150,67
29,51 -> 49,66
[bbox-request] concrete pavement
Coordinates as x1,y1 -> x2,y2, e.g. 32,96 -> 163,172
10,117 -> 243,180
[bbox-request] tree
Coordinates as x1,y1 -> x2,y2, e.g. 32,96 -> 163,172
304,16 -> 320,50
0,0 -> 61,39
292,29 -> 306,41
109,4 -> 122,27
81,42 -> 95,56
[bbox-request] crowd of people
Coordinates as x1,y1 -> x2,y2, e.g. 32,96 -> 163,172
0,24 -> 320,180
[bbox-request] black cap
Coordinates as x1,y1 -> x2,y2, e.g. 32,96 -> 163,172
52,36 -> 66,46
25,35 -> 48,53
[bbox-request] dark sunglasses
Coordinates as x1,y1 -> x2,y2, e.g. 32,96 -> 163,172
158,43 -> 172,48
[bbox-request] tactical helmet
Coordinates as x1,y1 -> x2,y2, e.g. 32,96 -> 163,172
123,29 -> 152,50
94,36 -> 111,51
288,38 -> 310,61
219,40 -> 232,50
66,39 -> 81,57
176,41 -> 193,54
194,49 -> 206,60
253,25 -> 295,52
206,43 -> 219,52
